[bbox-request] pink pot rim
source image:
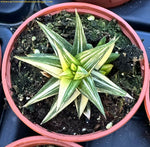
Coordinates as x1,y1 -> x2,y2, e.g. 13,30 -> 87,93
6,136 -> 82,147
144,67 -> 150,121
0,45 -> 1,70
2,2 -> 149,142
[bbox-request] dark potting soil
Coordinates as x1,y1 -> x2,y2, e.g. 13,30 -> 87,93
10,11 -> 143,135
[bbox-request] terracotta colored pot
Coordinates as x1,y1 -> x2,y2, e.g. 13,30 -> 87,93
73,0 -> 131,8
2,2 -> 149,142
0,45 -> 1,70
144,67 -> 150,121
6,136 -> 82,147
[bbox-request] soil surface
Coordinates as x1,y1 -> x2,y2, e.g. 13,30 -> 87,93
10,11 -> 143,135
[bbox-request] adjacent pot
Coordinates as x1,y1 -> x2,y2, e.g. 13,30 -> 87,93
2,2 -> 149,142
73,0 -> 131,8
6,136 -> 82,147
144,67 -> 150,121
0,45 -> 1,70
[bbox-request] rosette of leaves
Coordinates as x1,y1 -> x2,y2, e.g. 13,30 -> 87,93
15,11 -> 132,124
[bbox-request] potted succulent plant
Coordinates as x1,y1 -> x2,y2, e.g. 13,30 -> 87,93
2,2 -> 149,142
73,0 -> 131,8
6,136 -> 82,147
144,67 -> 150,121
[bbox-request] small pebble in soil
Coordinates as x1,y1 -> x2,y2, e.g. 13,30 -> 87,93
32,36 -> 36,41
82,128 -> 87,132
87,15 -> 95,21
33,49 -> 40,54
121,73 -> 125,76
86,120 -> 89,124
97,115 -> 101,121
123,52 -> 126,57
26,97 -> 30,100
18,94 -> 24,101
21,39 -> 26,44
106,122 -> 113,129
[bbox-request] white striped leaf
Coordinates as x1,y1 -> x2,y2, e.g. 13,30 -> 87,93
57,78 -> 81,110
23,77 -> 59,107
74,66 -> 89,80
72,10 -> 87,55
54,41 -> 80,71
76,37 -> 118,72
78,76 -> 105,117
37,21 -> 72,55
92,70 -> 133,98
59,68 -> 74,79
94,37 -> 118,70
41,90 -> 80,124
75,94 -> 88,118
15,54 -> 62,78
83,102 -> 91,120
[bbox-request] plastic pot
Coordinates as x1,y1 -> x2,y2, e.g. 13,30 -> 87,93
0,45 -> 1,70
2,2 -> 149,142
73,0 -> 131,8
144,67 -> 150,121
6,136 -> 82,147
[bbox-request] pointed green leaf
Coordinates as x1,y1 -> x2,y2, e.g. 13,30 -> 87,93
95,37 -> 118,70
24,77 -> 59,107
92,70 -> 133,98
37,21 -> 72,55
75,94 -> 88,118
70,63 -> 77,71
41,90 -> 80,124
59,68 -> 74,79
54,41 -> 80,71
74,66 -> 89,80
99,64 -> 114,75
78,77 -> 105,117
105,53 -> 120,64
57,78 -> 81,110
97,36 -> 106,46
86,43 -> 93,50
76,37 -> 118,72
15,54 -> 62,78
72,10 -> 87,55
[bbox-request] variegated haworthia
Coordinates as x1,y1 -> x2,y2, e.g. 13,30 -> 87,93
15,10 -> 132,124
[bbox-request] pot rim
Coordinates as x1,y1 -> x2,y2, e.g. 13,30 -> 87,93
144,67 -> 150,121
6,135 -> 82,147
0,45 -> 1,70
2,2 -> 149,142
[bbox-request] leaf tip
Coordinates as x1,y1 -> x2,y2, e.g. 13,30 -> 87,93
23,102 -> 29,108
40,121 -> 44,125
14,56 -> 19,60
126,93 -> 134,99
